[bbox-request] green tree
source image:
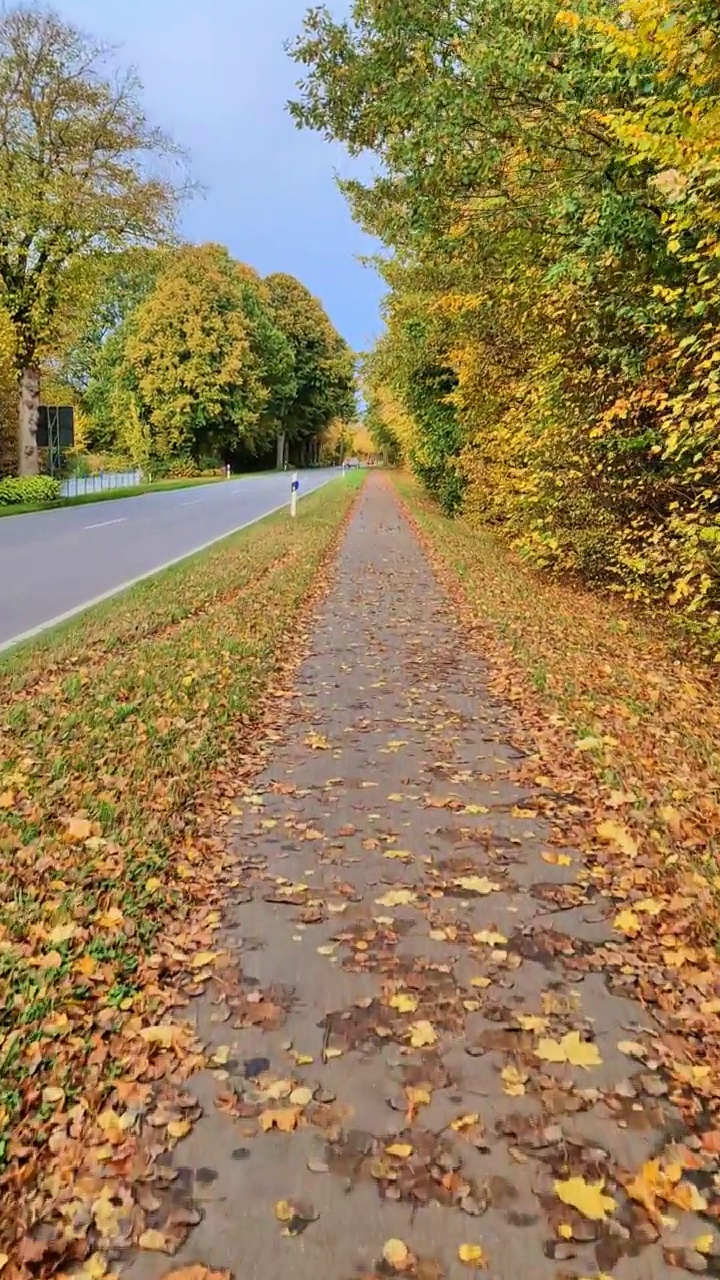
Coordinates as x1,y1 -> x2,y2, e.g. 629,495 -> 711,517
265,273 -> 356,467
0,5 -> 185,474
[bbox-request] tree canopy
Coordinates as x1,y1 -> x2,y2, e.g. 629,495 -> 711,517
0,4 -> 187,473
290,0 -> 720,632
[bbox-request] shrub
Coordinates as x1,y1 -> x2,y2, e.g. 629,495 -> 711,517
0,475 -> 61,506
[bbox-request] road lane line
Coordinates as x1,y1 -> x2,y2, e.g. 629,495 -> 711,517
84,517 -> 127,530
0,475 -> 337,654
181,499 -> 203,506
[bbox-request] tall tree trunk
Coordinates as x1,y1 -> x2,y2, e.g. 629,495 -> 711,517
276,431 -> 286,470
18,365 -> 40,476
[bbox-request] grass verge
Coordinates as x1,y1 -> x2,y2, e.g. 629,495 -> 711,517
395,474 -> 720,933
0,474 -> 229,518
0,472 -> 363,1261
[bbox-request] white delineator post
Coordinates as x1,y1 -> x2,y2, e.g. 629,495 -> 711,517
226,463 -> 231,478
290,472 -> 299,517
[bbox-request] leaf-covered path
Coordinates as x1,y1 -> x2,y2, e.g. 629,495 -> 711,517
128,476 -> 714,1280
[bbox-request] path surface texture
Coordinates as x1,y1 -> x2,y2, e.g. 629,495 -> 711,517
129,477 -> 705,1280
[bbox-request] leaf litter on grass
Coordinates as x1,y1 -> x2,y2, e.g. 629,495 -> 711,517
0,478 -> 363,1277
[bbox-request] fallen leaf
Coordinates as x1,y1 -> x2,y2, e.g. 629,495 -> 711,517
473,930 -> 507,946
389,992 -> 419,1014
382,1239 -> 410,1271
409,1020 -> 437,1048
259,1107 -> 301,1133
613,908 -> 641,936
48,922 -> 77,944
516,1015 -> 548,1032
289,1086 -> 313,1106
555,1177 -> 616,1221
455,876 -> 499,895
65,815 -> 92,843
596,819 -> 637,858
167,1118 -> 192,1139
541,851 -> 572,866
138,1230 -> 170,1253
536,1031 -> 601,1068
501,1065 -> 527,1096
386,1142 -> 413,1158
458,1243 -> 487,1268
139,1024 -> 179,1049
375,888 -> 417,907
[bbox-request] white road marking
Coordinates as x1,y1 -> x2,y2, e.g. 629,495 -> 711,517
84,517 -> 127,530
181,498 -> 203,506
0,475 -> 336,654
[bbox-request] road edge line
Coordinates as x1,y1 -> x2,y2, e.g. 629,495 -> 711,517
0,477 -> 336,655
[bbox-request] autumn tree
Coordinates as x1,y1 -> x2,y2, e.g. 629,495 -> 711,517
289,0 -> 720,627
265,273 -> 356,467
0,5 -> 185,474
107,244 -> 280,464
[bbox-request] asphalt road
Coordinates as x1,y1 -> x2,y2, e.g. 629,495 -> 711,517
0,468 -> 338,650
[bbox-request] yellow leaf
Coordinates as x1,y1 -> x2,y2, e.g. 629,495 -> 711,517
42,1086 -> 65,1105
138,1229 -> 170,1252
536,1032 -> 601,1068
389,992 -> 419,1014
462,804 -> 489,815
317,944 -> 336,956
405,1085 -> 431,1109
458,1243 -> 487,1268
471,976 -> 492,989
454,876 -> 499,895
409,1020 -> 437,1048
211,1045 -> 231,1065
382,1239 -> 410,1270
501,1065 -> 527,1096
167,1118 -> 191,1139
49,922 -> 77,944
695,1235 -> 714,1255
275,1199 -> 293,1222
473,930 -> 507,946
558,1224 -> 573,1240
516,1015 -> 548,1032
555,1176 -> 616,1221
289,1086 -> 313,1106
596,820 -> 637,858
614,908 -> 641,936
82,1254 -> 108,1279
190,950 -> 217,969
375,889 -> 416,907
139,1024 -> 178,1049
324,1046 -> 343,1060
259,1107 -> 301,1133
305,733 -> 331,750
541,851 -> 572,866
97,906 -> 124,929
451,1113 -> 480,1131
385,849 -> 413,861
386,1142 -> 413,1158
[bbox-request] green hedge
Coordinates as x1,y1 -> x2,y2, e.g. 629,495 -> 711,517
0,475 -> 61,506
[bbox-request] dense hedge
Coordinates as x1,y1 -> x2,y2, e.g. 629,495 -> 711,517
0,475 -> 61,505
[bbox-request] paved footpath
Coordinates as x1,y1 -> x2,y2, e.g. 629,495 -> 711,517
129,477 -> 706,1280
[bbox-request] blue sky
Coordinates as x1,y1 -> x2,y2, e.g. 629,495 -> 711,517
59,0 -> 384,354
